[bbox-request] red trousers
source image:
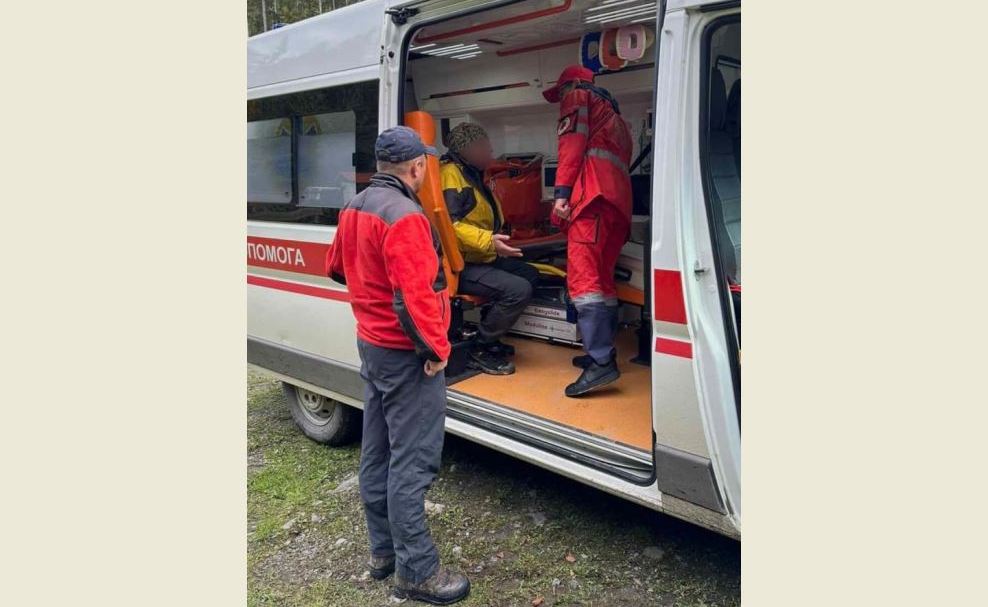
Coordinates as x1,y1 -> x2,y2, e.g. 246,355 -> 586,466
566,198 -> 630,305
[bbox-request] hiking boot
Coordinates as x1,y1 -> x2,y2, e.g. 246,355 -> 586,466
565,359 -> 621,397
572,348 -> 616,369
484,340 -> 515,357
368,554 -> 396,580
468,347 -> 515,375
393,566 -> 471,605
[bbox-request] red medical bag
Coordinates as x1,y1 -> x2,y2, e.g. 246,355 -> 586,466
485,155 -> 548,240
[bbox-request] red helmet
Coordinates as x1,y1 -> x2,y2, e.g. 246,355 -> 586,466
542,64 -> 595,103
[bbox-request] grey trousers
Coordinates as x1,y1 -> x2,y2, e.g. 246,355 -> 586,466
357,339 -> 446,584
458,257 -> 539,344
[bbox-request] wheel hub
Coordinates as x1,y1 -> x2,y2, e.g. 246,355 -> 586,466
296,388 -> 335,426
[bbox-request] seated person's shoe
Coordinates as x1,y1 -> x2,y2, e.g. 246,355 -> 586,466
468,347 -> 515,375
572,348 -> 616,369
368,554 -> 396,580
485,340 -> 515,357
393,566 -> 471,605
565,358 -> 621,397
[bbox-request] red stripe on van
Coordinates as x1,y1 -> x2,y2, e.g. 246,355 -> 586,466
247,236 -> 329,277
655,337 -> 692,359
653,269 -> 688,324
247,274 -> 349,302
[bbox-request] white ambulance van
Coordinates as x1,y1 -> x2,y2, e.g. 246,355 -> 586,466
247,0 -> 741,539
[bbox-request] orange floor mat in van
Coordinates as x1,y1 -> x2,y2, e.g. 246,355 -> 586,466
452,329 -> 652,451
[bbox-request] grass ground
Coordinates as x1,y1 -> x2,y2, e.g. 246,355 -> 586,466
248,371 -> 740,606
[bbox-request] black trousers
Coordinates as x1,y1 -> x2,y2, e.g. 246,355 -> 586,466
357,339 -> 446,584
458,257 -> 539,344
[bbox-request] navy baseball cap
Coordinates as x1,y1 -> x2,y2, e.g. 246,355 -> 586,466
375,126 -> 437,163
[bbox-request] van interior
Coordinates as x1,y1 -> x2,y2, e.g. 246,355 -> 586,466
400,0 -> 668,454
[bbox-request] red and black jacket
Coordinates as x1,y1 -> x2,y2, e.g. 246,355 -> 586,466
325,173 -> 451,362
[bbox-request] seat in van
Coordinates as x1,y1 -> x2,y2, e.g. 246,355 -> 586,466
708,70 -> 741,283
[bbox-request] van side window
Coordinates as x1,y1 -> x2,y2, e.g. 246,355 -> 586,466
700,18 -> 741,344
247,118 -> 293,204
298,111 -> 357,209
246,80 -> 379,224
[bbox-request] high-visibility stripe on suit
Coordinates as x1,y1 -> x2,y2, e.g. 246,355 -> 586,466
549,74 -> 633,365
553,82 -> 633,303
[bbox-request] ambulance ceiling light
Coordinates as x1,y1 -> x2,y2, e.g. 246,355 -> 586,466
452,52 -> 483,60
587,0 -> 646,11
434,46 -> 480,57
583,4 -> 656,24
596,7 -> 657,24
583,2 -> 655,24
410,43 -> 436,52
421,43 -> 481,57
421,43 -> 469,55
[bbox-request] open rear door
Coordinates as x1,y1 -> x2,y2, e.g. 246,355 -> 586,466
649,1 -> 741,532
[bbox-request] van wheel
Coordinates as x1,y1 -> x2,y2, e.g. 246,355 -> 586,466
283,383 -> 360,446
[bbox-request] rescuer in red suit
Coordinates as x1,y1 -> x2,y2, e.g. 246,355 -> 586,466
544,65 -> 633,397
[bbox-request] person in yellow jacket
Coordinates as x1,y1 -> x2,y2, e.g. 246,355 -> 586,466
441,122 -> 538,375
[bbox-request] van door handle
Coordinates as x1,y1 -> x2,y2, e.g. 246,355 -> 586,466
693,259 -> 709,276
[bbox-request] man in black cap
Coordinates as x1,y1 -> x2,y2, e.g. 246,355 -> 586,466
326,125 -> 470,605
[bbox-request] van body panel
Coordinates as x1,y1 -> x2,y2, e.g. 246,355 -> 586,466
247,66 -> 381,102
248,0 -> 385,90
247,0 -> 741,539
247,222 -> 360,368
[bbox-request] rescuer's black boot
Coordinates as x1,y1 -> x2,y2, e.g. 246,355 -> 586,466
572,348 -> 616,369
565,358 -> 620,397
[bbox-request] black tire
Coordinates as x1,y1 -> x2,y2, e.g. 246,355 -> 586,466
282,383 -> 360,446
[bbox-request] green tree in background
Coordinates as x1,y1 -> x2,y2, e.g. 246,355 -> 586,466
247,0 -> 367,37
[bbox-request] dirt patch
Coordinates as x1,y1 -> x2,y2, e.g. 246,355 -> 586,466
247,371 -> 740,606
